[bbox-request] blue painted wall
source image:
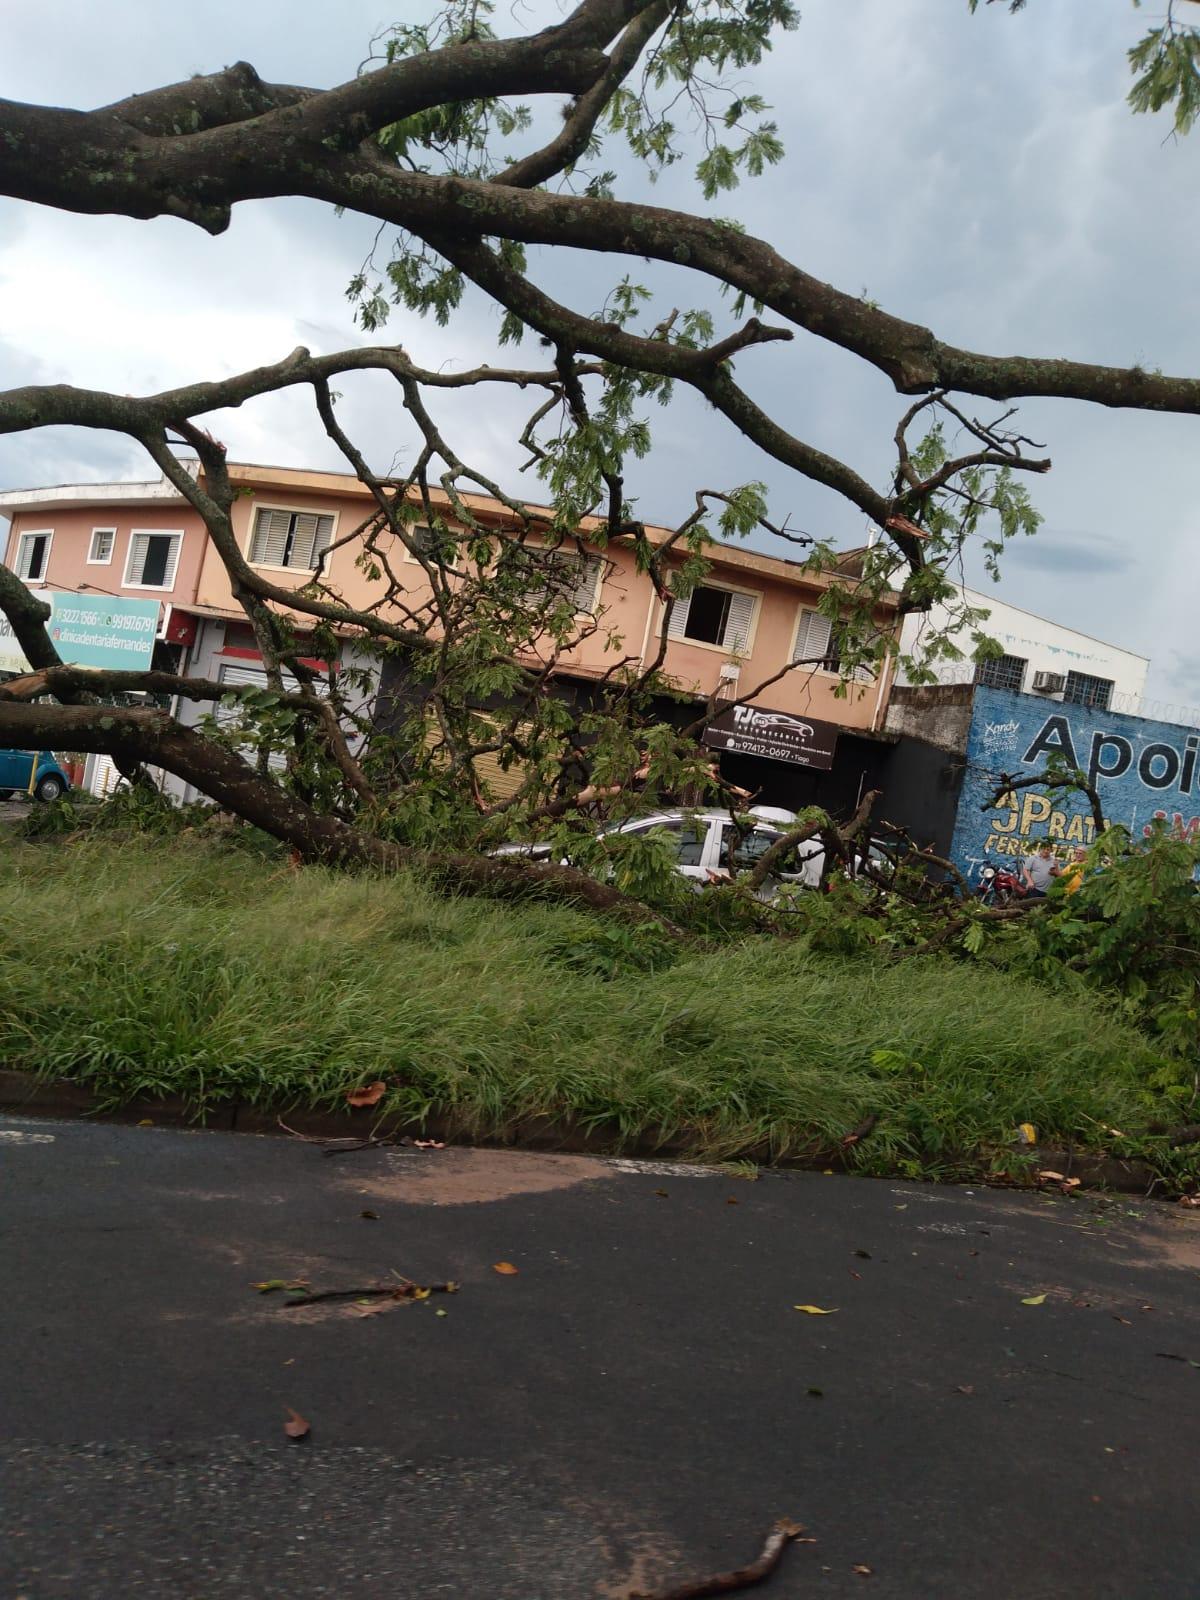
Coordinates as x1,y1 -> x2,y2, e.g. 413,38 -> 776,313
949,685 -> 1200,883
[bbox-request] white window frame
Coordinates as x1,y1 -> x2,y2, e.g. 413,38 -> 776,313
790,604 -> 875,684
505,540 -> 606,616
122,528 -> 185,592
791,605 -> 838,675
665,578 -> 761,656
245,502 -> 340,574
87,526 -> 116,566
533,547 -> 604,615
400,522 -> 444,564
13,528 -> 53,584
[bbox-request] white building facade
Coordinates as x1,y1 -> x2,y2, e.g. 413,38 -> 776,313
898,586 -> 1149,714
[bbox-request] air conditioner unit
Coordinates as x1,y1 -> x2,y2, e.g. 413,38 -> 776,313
1031,671 -> 1065,694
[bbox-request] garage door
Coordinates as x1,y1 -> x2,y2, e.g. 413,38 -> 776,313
217,662 -> 326,772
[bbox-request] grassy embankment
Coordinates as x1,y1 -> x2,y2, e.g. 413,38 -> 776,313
0,835 -> 1183,1181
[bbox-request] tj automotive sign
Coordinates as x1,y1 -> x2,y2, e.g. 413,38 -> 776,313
0,591 -> 159,674
703,703 -> 839,769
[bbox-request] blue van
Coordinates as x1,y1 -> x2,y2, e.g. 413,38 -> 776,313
0,750 -> 71,802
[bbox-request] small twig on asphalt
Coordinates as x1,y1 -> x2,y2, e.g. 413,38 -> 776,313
280,1278 -> 458,1307
321,1135 -> 400,1156
276,1117 -> 394,1152
631,1519 -> 809,1600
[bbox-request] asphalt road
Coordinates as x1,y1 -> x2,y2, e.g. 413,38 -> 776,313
2,1116 -> 1198,1599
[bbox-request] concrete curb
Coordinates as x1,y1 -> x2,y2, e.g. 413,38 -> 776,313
0,1067 -> 1166,1195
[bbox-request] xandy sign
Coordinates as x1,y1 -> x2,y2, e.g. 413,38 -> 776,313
950,685 -> 1200,881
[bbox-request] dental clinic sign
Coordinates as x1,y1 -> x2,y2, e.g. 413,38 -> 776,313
951,684 -> 1200,882
0,591 -> 159,675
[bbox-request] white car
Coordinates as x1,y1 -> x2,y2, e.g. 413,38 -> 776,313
494,805 -> 836,890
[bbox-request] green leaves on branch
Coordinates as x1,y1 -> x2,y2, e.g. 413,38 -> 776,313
1128,23 -> 1200,137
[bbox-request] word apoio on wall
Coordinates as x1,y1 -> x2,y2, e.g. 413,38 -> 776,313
1023,714 -> 1200,795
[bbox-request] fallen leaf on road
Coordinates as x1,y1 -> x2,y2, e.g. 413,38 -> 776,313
493,1261 -> 519,1275
726,1196 -> 739,1205
1037,1170 -> 1066,1182
137,1118 -> 154,1127
1021,1294 -> 1047,1306
852,1563 -> 873,1575
853,1249 -> 871,1260
1113,1315 -> 1133,1325
654,1189 -> 669,1198
346,1081 -> 387,1107
283,1407 -> 310,1440
794,1305 -> 838,1315
435,1308 -> 448,1317
954,1385 -> 974,1396
253,1279 -> 310,1294
360,1210 -> 380,1221
1155,1352 -> 1200,1367
807,1386 -> 824,1398
413,1139 -> 445,1149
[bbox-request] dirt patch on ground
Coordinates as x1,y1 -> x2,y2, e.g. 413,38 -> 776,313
1121,1208 -> 1200,1274
344,1146 -> 614,1207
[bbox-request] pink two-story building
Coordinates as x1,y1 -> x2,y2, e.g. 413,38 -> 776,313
0,461 -> 902,812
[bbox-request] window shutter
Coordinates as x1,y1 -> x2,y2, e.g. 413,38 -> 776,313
289,513 -> 333,570
793,608 -> 833,664
666,588 -> 692,638
160,535 -> 181,590
126,532 -> 150,585
721,591 -> 756,653
250,509 -> 291,566
16,535 -> 39,579
571,556 -> 603,613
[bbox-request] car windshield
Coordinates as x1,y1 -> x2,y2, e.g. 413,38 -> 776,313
720,825 -> 785,873
625,818 -> 707,867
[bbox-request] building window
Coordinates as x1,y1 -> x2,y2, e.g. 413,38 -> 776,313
123,530 -> 182,589
249,507 -> 335,571
516,548 -> 604,615
14,530 -> 52,582
668,583 -> 756,652
402,523 -> 439,560
793,607 -> 839,671
791,606 -> 875,683
975,654 -> 1027,693
1063,670 -> 1114,710
87,528 -> 115,565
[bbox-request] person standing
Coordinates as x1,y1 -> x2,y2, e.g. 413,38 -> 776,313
1059,845 -> 1089,895
1021,840 -> 1062,899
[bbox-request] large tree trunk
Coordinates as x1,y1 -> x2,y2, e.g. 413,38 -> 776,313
0,700 -> 678,926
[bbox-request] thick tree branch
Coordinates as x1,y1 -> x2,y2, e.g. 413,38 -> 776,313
498,0 -> 672,189
4,27 -> 1200,415
0,697 -> 686,930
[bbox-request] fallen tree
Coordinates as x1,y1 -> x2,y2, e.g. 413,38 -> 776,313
0,0 -> 1196,923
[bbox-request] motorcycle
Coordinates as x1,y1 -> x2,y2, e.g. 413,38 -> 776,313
976,859 -> 1028,907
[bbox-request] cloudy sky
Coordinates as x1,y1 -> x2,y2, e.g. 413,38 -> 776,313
2,0 -> 1197,707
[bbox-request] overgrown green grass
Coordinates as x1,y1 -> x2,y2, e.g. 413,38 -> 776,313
0,836 -> 1185,1180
